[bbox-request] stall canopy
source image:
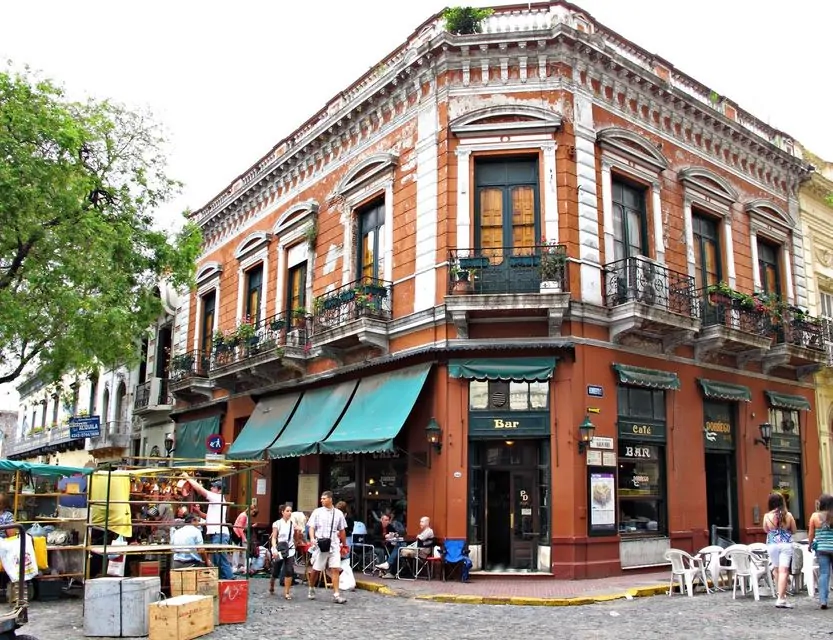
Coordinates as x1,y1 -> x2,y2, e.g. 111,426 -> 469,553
612,363 -> 680,390
0,460 -> 92,477
174,415 -> 221,462
319,363 -> 432,455
765,391 -> 812,411
698,379 -> 752,402
447,357 -> 556,381
226,393 -> 302,460
266,380 -> 358,459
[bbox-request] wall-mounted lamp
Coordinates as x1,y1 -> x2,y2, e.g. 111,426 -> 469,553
425,417 -> 442,454
754,422 -> 772,450
578,415 -> 596,454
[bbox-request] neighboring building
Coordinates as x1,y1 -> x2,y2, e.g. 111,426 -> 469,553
798,146 -> 833,492
170,2 -> 824,578
0,410 -> 15,458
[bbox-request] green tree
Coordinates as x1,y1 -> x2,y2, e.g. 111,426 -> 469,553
0,67 -> 201,384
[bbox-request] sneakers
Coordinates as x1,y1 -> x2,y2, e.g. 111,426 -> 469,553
332,594 -> 346,604
821,603 -> 828,610
775,599 -> 794,609
307,588 -> 316,600
375,562 -> 389,570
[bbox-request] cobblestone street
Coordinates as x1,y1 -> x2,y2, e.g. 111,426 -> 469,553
16,579 -> 833,640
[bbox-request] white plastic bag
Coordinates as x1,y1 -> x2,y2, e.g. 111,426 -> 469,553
106,534 -> 128,577
339,559 -> 356,591
0,535 -> 38,582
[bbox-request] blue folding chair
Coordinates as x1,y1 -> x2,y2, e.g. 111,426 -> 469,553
442,539 -> 472,582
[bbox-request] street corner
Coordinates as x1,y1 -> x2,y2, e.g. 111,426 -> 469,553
355,579 -> 397,597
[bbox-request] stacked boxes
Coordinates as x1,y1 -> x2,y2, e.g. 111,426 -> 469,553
169,567 -> 220,625
84,576 -> 161,637
148,594 -> 213,640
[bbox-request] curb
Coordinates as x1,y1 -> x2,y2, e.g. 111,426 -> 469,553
354,579 -> 668,606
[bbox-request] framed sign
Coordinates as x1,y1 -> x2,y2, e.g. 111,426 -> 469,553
588,468 -> 617,536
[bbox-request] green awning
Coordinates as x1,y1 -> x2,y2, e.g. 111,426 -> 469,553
226,393 -> 301,460
448,357 -> 556,381
0,460 -> 92,477
266,380 -> 358,459
612,364 -> 680,390
699,379 -> 752,402
174,415 -> 221,463
765,391 -> 811,411
320,364 -> 432,455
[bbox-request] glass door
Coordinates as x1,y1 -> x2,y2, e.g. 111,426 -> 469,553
511,469 -> 538,570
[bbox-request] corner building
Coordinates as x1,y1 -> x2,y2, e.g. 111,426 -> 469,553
170,2 -> 824,578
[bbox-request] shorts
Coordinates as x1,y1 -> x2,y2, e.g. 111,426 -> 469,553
767,542 -> 793,568
311,548 -> 341,571
271,554 -> 295,579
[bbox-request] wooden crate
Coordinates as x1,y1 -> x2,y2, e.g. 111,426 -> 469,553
149,594 -> 214,640
169,567 -> 218,597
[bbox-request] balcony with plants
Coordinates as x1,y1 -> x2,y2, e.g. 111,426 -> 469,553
168,349 -> 214,402
209,311 -> 308,392
445,242 -> 570,339
602,255 -> 700,350
309,276 -> 392,360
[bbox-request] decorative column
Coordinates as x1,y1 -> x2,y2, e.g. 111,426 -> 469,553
651,182 -> 665,264
275,247 -> 287,316
542,142 -> 558,243
383,180 -> 394,283
750,231 -> 761,291
456,148 -> 472,250
723,214 -> 736,288
601,160 -> 614,262
682,196 -> 695,280
783,244 -> 795,304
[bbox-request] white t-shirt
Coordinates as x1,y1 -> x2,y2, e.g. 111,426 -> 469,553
205,490 -> 227,536
272,518 -> 296,558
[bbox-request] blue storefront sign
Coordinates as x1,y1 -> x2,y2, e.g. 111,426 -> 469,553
69,416 -> 101,439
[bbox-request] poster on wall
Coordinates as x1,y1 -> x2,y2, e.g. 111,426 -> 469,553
589,470 -> 616,535
297,474 -> 320,512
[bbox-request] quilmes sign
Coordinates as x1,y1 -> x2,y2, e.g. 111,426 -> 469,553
69,416 -> 101,439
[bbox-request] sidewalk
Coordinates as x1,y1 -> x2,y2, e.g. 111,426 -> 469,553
354,570 -> 669,606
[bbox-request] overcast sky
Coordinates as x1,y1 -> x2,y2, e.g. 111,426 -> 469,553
0,0 -> 829,410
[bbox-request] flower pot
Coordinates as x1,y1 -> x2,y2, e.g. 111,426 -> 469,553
540,280 -> 562,293
452,279 -> 474,294
270,320 -> 286,332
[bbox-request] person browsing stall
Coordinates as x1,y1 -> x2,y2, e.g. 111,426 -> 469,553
171,513 -> 212,569
306,491 -> 348,604
182,473 -> 234,580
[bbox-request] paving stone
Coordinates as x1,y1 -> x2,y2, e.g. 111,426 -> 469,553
16,579 -> 833,640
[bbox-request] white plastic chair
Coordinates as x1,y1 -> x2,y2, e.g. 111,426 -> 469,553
725,549 -> 766,601
747,542 -> 776,596
798,543 -> 818,598
664,549 -> 710,597
697,545 -> 731,591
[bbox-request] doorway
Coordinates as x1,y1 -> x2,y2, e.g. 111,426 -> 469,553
271,457 -> 300,522
705,452 -> 737,543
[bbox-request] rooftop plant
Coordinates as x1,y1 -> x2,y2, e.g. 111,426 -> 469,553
442,6 -> 494,35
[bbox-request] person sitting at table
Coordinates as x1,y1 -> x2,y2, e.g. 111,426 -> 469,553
171,513 -> 212,569
399,516 -> 435,560
374,513 -> 405,577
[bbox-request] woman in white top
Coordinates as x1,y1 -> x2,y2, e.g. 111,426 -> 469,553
270,504 -> 299,599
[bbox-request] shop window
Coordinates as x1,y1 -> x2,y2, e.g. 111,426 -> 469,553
768,406 -> 803,527
286,262 -> 307,316
538,441 -> 550,541
692,212 -> 721,291
329,455 -> 356,516
469,380 -> 549,411
474,157 -> 539,255
612,178 -> 648,261
358,201 -> 385,281
772,459 -> 803,527
363,451 -> 408,529
200,290 -> 216,355
757,239 -> 781,295
617,386 -> 665,421
769,408 -> 800,437
618,443 -> 666,535
245,264 -> 263,323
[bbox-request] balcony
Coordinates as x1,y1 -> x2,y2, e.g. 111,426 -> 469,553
169,350 -> 215,402
86,420 -> 131,453
763,310 -> 829,376
5,424 -> 83,459
603,256 -> 700,352
694,293 -> 773,365
445,245 -> 570,339
133,377 -> 175,418
310,277 -> 392,362
209,311 -> 308,392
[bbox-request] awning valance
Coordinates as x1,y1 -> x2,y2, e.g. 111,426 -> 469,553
448,357 -> 556,382
319,364 -> 431,455
612,364 -> 680,390
174,415 -> 221,463
266,380 -> 357,459
226,393 -> 302,460
765,391 -> 811,411
0,460 -> 92,477
699,379 -> 752,402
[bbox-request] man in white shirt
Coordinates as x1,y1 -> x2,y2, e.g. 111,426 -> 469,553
183,474 -> 234,580
171,513 -> 212,569
306,490 -> 348,604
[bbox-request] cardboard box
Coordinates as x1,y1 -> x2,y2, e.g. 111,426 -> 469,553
169,567 -> 218,597
149,594 -> 214,640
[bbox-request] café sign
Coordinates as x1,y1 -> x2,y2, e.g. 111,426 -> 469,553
617,420 -> 666,442
703,420 -> 733,451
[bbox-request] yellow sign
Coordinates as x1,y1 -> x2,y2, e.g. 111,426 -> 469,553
705,421 -> 731,433
630,424 -> 652,436
493,419 -> 520,429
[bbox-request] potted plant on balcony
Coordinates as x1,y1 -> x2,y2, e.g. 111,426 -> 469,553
172,352 -> 195,373
269,316 -> 286,332
450,263 -> 474,294
361,281 -> 388,298
292,307 -> 308,328
706,282 -> 733,306
539,239 -> 566,293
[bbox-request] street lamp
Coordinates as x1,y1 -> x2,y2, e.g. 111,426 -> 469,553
754,422 -> 772,449
577,416 -> 596,455
425,417 -> 442,454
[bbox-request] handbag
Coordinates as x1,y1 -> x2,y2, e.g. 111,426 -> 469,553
316,511 -> 336,553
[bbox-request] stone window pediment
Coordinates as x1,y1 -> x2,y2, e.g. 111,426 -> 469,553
597,127 -> 668,174
234,231 -> 273,260
274,200 -> 319,236
196,262 -> 223,287
678,167 -> 738,207
336,152 -> 398,197
745,199 -> 793,231
450,105 -> 562,138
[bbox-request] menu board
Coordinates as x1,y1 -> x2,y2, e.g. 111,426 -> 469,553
297,474 -> 320,513
589,471 -> 616,535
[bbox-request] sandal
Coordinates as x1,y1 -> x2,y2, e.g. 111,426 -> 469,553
284,593 -> 292,600
332,594 -> 346,604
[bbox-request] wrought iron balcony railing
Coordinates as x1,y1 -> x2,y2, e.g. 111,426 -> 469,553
170,350 -> 211,381
134,377 -> 174,410
604,256 -> 698,319
311,276 -> 392,333
699,290 -> 771,335
447,244 -> 568,295
211,310 -> 303,370
776,309 -> 826,351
